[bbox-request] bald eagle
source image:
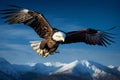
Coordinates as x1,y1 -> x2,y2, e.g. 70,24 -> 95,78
0,5 -> 114,57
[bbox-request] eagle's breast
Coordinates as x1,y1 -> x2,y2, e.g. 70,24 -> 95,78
47,39 -> 59,48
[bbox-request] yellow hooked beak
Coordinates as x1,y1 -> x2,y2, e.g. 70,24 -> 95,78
60,36 -> 65,42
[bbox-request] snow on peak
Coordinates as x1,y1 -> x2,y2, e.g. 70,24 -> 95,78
108,65 -> 115,68
51,60 -> 108,77
44,62 -> 53,66
44,62 -> 66,67
117,66 -> 120,72
52,60 -> 79,74
81,60 -> 107,76
81,60 -> 91,68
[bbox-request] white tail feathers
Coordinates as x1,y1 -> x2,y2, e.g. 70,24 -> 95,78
30,41 -> 41,53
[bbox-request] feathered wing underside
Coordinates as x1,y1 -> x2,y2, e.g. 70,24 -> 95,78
63,28 -> 114,46
0,5 -> 53,38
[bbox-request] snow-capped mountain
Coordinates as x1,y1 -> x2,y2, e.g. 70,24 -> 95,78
52,60 -> 120,79
32,63 -> 60,74
118,66 -> 120,72
0,57 -> 120,80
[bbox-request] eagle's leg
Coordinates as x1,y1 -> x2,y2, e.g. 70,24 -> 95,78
44,52 -> 50,57
39,49 -> 44,56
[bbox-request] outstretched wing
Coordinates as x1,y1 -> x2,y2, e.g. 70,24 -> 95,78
63,28 -> 114,46
0,5 -> 53,38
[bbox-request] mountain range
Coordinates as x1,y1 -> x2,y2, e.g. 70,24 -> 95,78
0,57 -> 120,80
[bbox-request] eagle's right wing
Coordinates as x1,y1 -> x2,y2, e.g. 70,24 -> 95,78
0,5 -> 53,38
63,28 -> 114,47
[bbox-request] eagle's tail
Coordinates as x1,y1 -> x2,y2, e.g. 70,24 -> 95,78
29,41 -> 41,53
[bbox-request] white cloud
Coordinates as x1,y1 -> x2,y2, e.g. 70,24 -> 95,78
0,42 -> 31,53
0,24 -> 40,40
25,62 -> 36,66
0,24 -> 43,64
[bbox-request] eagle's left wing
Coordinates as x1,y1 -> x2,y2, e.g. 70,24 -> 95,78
62,28 -> 114,47
0,5 -> 53,39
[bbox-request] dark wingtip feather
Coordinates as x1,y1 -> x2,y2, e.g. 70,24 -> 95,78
102,38 -> 111,45
0,5 -> 23,14
0,9 -> 18,15
8,5 -> 23,9
104,33 -> 115,43
101,40 -> 107,47
0,11 -> 16,14
4,19 -> 15,24
1,15 -> 13,19
0,9 -> 18,12
101,32 -> 115,47
107,26 -> 117,31
98,39 -> 107,47
104,32 -> 116,35
104,34 -> 115,39
104,37 -> 114,43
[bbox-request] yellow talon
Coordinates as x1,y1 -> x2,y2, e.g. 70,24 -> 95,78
39,50 -> 44,56
44,52 -> 49,57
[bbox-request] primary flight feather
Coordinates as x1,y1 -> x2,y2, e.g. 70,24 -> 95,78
0,5 -> 114,57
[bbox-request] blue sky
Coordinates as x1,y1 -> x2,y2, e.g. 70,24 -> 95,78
0,0 -> 120,66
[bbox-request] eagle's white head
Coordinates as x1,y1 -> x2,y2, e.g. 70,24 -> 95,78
52,31 -> 66,42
